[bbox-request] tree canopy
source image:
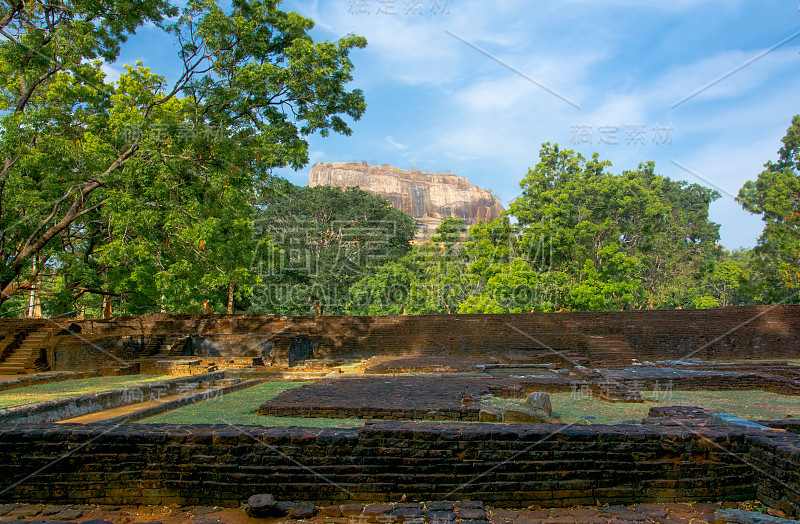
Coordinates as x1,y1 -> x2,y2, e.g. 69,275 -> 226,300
346,144 -> 752,315
738,114 -> 800,301
0,0 -> 367,315
250,183 -> 415,316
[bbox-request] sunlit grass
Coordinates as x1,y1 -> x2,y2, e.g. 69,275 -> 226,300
140,381 -> 366,428
550,390 -> 800,424
0,375 -> 166,409
133,380 -> 800,428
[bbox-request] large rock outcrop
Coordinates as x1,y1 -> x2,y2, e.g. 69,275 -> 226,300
308,162 -> 504,239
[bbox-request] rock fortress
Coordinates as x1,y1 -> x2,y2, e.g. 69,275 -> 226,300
308,162 -> 505,240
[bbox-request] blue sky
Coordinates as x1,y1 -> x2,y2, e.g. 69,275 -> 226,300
113,0 -> 800,250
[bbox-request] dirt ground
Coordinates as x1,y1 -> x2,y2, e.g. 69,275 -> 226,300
0,500 -> 784,524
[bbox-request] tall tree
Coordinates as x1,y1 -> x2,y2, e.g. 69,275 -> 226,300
251,184 -> 415,315
0,0 -> 367,314
738,115 -> 800,301
508,143 -> 721,310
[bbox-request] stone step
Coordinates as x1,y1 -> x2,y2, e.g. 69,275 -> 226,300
0,366 -> 33,373
3,358 -> 34,365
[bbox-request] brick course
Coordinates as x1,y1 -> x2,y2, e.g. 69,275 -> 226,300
1,421 -> 797,513
4,305 -> 794,371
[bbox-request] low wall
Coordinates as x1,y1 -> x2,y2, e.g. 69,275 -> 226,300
3,422 -> 796,511
608,370 -> 800,396
748,432 -> 800,517
0,373 -> 223,424
29,305 -> 800,369
0,371 -> 101,392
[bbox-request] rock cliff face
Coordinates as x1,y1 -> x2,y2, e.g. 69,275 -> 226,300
308,162 -> 504,239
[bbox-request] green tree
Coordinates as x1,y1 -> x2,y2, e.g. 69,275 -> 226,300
738,115 -> 800,301
250,184 -> 415,315
509,144 -> 721,310
431,217 -> 466,247
567,245 -> 643,311
346,218 -> 479,315
350,144 -> 730,316
0,0 -> 367,315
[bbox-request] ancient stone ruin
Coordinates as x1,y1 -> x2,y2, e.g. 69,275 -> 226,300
0,306 -> 799,522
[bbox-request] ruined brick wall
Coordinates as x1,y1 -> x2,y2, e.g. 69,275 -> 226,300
0,373 -> 223,424
46,305 -> 800,368
0,422 -> 776,509
748,432 -> 800,518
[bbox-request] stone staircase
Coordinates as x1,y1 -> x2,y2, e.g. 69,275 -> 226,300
142,335 -> 166,356
143,335 -> 190,357
586,334 -> 636,365
0,330 -> 49,375
166,336 -> 189,356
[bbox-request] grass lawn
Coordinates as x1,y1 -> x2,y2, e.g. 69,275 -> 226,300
140,381 -> 366,428
549,389 -> 800,424
0,375 -> 166,409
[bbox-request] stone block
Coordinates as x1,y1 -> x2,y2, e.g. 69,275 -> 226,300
503,408 -> 548,423
525,392 -> 552,416
320,505 -> 343,518
287,502 -> 316,519
341,504 -> 365,517
53,509 -> 84,521
362,504 -> 393,522
392,507 -> 424,521
427,510 -> 456,521
457,508 -> 487,520
426,502 -> 454,512
479,406 -> 500,422
245,493 -> 276,517
714,508 -> 798,523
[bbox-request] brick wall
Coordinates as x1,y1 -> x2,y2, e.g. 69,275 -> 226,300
748,432 -> 800,518
3,422 -> 794,509
39,306 -> 800,369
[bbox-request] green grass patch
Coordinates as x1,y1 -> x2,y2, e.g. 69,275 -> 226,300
139,381 -> 365,428
0,375 -> 167,409
551,389 -> 800,424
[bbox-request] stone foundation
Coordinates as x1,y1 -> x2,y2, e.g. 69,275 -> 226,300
1,421 -> 798,515
4,305 -> 797,373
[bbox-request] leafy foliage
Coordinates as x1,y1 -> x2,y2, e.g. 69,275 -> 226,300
0,0 -> 367,315
250,184 -> 415,315
348,143 -> 762,314
738,115 -> 800,301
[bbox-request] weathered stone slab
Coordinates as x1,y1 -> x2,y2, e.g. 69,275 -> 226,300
525,392 -> 552,416
714,508 -> 799,523
245,494 -> 276,517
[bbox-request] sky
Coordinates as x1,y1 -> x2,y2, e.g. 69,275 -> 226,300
113,0 -> 800,250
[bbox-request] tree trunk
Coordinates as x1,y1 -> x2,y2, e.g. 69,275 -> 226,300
227,283 -> 235,314
102,297 -> 113,319
27,257 -> 41,318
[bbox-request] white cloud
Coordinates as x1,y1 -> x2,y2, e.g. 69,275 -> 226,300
100,62 -> 124,83
282,0 -> 795,249
386,135 -> 409,149
659,46 -> 800,109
